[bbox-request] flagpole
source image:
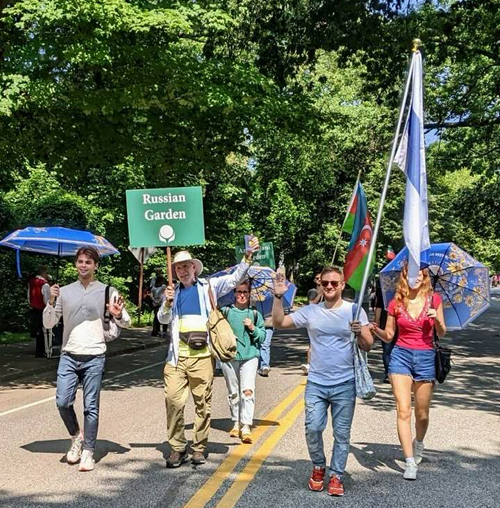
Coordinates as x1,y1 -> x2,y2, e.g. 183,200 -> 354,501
331,171 -> 361,265
354,39 -> 421,320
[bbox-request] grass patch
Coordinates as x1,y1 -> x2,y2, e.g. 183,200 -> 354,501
131,310 -> 154,328
0,331 -> 31,344
294,295 -> 308,306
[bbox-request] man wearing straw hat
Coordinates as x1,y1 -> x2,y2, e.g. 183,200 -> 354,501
158,237 -> 259,468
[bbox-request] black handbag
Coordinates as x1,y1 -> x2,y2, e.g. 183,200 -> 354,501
434,335 -> 452,384
430,295 -> 452,384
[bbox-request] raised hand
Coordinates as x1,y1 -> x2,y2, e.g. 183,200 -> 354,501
245,235 -> 260,259
273,272 -> 288,297
107,294 -> 125,319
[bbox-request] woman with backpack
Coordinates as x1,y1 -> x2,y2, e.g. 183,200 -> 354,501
371,264 -> 446,481
220,280 -> 266,443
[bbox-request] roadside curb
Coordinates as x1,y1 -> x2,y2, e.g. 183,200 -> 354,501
0,337 -> 166,383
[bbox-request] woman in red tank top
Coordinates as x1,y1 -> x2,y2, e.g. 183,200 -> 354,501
371,264 -> 446,480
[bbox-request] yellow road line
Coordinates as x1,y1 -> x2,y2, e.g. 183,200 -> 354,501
183,381 -> 305,508
215,398 -> 305,508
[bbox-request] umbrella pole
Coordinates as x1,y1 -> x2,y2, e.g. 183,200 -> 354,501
16,250 -> 22,278
137,248 -> 145,326
354,44 -> 418,320
56,243 -> 61,282
166,247 -> 173,286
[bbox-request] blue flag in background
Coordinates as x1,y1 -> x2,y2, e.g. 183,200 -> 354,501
394,50 -> 430,287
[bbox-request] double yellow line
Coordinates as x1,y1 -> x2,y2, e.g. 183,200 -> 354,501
183,381 -> 306,508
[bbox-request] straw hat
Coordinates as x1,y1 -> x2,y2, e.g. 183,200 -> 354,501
172,250 -> 203,277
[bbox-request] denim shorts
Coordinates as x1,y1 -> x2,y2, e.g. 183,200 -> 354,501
388,345 -> 436,382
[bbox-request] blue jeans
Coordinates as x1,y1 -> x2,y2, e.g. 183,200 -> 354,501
389,345 -> 436,382
259,328 -> 274,368
56,353 -> 105,451
304,379 -> 356,478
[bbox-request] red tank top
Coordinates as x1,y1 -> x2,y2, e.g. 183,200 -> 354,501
29,277 -> 47,310
388,293 -> 442,350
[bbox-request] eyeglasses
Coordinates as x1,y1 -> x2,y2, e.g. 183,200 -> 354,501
320,280 -> 342,289
235,290 -> 250,295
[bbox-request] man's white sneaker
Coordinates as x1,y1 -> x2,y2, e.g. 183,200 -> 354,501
78,450 -> 95,472
66,433 -> 83,464
413,439 -> 425,465
403,460 -> 418,480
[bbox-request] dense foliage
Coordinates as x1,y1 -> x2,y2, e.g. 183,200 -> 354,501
1,0 -> 498,331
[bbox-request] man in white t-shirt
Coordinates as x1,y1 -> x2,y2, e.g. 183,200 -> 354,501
272,266 -> 373,497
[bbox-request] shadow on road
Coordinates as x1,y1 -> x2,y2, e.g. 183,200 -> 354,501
21,439 -> 130,463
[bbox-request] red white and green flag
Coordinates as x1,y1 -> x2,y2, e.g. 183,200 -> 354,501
342,180 -> 374,291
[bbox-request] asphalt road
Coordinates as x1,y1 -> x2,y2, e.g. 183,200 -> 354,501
1,298 -> 499,508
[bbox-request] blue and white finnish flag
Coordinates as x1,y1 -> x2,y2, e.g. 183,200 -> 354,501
394,50 -> 430,288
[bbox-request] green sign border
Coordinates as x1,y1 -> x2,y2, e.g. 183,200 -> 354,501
126,186 -> 205,248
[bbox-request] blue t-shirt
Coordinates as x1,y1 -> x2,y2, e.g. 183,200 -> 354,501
291,300 -> 369,386
176,283 -> 202,317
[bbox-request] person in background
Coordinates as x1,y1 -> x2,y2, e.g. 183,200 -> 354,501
149,267 -> 163,290
371,264 -> 446,481
28,265 -> 51,358
151,275 -> 167,337
221,281 -> 266,443
258,315 -> 274,377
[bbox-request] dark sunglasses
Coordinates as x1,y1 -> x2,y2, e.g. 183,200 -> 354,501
320,280 -> 342,288
235,290 -> 250,294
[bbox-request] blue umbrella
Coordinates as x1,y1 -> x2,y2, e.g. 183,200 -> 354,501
379,243 -> 491,330
0,226 -> 119,278
210,265 -> 297,318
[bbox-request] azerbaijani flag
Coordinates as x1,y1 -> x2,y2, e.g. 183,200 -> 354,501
342,181 -> 374,291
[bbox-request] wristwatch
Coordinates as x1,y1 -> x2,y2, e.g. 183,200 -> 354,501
274,294 -> 283,299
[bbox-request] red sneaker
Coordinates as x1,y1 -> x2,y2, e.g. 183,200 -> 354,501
327,475 -> 345,496
308,466 -> 326,491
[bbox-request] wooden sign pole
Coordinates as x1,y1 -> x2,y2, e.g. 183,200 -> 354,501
137,248 -> 145,325
166,247 -> 173,286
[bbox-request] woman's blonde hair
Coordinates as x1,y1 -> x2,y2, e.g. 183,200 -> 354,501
394,263 -> 433,313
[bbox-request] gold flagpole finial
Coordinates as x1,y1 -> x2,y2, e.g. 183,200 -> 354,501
412,38 -> 422,52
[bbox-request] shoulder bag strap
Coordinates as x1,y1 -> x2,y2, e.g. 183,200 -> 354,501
104,285 -> 110,321
207,279 -> 217,311
429,294 -> 440,348
351,302 -> 358,343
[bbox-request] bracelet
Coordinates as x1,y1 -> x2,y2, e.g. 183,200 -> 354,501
274,294 -> 283,299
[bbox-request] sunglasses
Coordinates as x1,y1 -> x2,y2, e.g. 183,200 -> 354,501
235,290 -> 250,295
320,280 -> 342,289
